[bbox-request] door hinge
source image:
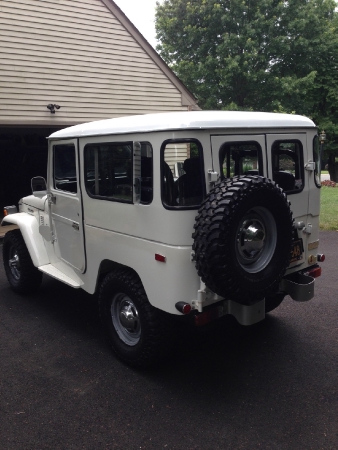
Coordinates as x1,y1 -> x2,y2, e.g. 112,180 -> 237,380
303,223 -> 312,235
305,161 -> 315,172
47,193 -> 56,204
208,170 -> 218,184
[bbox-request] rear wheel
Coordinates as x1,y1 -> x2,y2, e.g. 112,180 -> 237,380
3,229 -> 42,294
99,269 -> 170,368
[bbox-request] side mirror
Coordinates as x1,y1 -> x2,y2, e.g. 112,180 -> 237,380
31,176 -> 47,198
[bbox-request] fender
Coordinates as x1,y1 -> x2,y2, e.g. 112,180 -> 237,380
1,213 -> 49,267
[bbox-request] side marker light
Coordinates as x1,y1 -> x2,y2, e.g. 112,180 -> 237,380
155,253 -> 166,263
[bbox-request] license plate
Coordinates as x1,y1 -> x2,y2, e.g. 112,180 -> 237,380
290,239 -> 303,263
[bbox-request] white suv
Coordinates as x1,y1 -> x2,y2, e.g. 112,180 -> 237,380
2,111 -> 324,367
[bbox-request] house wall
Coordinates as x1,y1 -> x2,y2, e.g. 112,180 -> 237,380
0,0 -> 196,127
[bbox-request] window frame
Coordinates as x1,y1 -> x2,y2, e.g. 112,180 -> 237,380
161,138 -> 205,210
53,143 -> 78,194
271,139 -> 305,195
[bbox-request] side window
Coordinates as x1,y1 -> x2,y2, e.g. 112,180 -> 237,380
313,135 -> 321,188
84,142 -> 153,204
53,144 -> 77,193
161,140 -> 204,208
85,142 -> 133,202
140,142 -> 153,204
272,141 -> 304,193
219,142 -> 262,178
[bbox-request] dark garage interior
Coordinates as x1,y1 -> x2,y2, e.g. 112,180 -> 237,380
0,127 -> 62,211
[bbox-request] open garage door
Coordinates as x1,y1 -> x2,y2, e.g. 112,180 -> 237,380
0,127 -> 61,212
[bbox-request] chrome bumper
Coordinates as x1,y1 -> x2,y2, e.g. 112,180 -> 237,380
281,273 -> 315,302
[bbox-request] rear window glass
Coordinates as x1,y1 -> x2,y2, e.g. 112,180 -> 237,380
219,142 -> 262,178
271,141 -> 304,193
161,140 -> 204,208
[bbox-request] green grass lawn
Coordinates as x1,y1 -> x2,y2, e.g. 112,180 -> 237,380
320,186 -> 338,230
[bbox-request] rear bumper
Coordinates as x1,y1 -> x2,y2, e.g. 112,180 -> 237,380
281,266 -> 320,302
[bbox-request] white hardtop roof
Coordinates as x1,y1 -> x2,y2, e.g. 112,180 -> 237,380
49,111 -> 316,139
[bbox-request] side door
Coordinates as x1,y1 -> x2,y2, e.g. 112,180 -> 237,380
211,135 -> 267,179
48,139 -> 86,272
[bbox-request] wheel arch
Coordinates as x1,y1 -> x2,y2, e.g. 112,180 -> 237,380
1,213 -> 49,267
95,259 -> 141,294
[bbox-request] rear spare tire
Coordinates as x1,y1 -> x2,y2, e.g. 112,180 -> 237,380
192,176 -> 293,302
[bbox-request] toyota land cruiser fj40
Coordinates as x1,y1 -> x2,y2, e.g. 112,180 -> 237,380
2,111 -> 324,367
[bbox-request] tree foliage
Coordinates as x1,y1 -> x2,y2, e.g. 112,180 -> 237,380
155,0 -> 338,175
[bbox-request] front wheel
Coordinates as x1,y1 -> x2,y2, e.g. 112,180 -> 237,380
98,269 -> 170,368
3,229 -> 42,294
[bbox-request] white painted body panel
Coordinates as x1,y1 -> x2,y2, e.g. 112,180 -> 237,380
82,227 -> 200,314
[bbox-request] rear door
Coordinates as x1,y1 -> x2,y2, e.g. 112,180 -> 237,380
48,139 -> 86,272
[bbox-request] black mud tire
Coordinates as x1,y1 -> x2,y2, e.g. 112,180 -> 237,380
265,293 -> 285,313
192,176 -> 293,302
2,229 -> 43,294
98,269 -> 171,368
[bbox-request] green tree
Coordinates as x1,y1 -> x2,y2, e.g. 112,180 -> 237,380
156,0 -> 338,177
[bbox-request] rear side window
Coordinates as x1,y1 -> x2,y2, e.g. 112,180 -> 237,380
219,142 -> 262,178
313,135 -> 321,187
272,140 -> 304,193
84,142 -> 153,204
85,142 -> 133,203
161,139 -> 204,208
53,144 -> 77,193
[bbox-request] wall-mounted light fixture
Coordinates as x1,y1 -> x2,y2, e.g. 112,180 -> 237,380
47,104 -> 61,114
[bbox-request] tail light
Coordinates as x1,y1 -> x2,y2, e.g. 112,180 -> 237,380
175,302 -> 192,315
307,266 -> 322,278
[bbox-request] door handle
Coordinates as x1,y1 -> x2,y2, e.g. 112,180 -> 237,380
72,222 -> 79,231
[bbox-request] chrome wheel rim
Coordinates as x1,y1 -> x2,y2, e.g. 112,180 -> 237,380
8,246 -> 21,280
111,293 -> 141,346
235,207 -> 277,273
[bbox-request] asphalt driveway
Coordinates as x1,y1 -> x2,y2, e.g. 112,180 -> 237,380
0,231 -> 337,449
